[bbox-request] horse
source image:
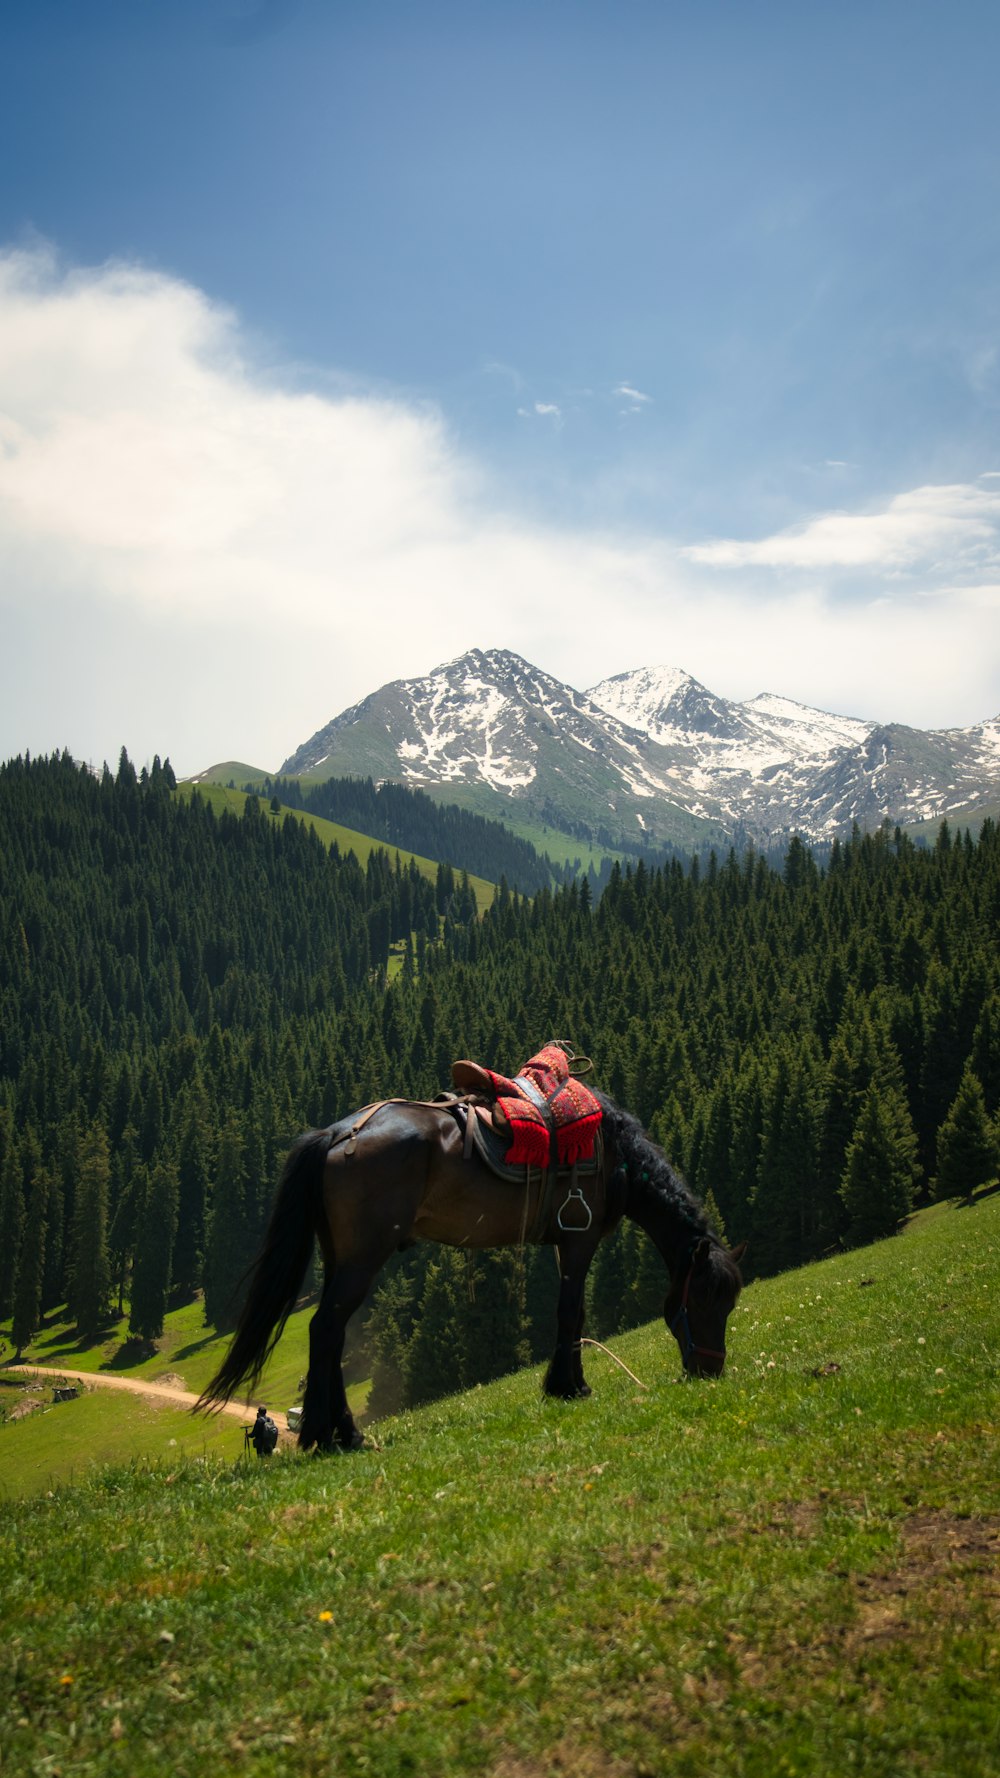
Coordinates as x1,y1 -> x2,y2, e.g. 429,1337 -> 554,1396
197,1090 -> 745,1450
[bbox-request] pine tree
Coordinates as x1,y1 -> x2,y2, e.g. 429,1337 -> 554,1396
68,1125 -> 112,1334
364,1267 -> 420,1419
625,1227 -> 666,1328
0,1131 -> 25,1320
701,1185 -> 727,1244
752,1045 -> 824,1272
108,1126 -> 142,1317
11,1165 -> 50,1356
588,1228 -> 634,1340
839,1083 -> 918,1244
203,1114 -> 251,1329
129,1161 -> 179,1343
404,1252 -> 465,1405
461,1249 -> 529,1386
935,1069 -> 999,1204
172,1100 -> 211,1295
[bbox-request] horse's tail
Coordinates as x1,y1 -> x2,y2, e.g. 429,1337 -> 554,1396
195,1126 -> 332,1412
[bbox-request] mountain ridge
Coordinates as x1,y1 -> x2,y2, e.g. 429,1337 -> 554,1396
277,647 -> 1000,850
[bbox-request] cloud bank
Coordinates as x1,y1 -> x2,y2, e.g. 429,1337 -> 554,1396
1,247 -> 998,775
685,483 -> 1000,572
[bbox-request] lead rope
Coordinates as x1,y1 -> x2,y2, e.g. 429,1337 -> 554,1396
579,1338 -> 649,1389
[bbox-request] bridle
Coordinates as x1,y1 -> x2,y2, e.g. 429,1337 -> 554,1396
669,1247 -> 727,1372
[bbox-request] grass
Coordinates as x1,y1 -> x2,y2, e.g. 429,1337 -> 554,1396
0,1387 -> 243,1500
2,1191 -> 999,1777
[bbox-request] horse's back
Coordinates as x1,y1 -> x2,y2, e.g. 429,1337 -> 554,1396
318,1100 -> 462,1262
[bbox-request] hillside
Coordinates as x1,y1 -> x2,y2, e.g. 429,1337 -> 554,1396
173,780 -> 498,912
3,755 -> 999,1419
2,1191 -> 998,1777
245,773 -> 562,896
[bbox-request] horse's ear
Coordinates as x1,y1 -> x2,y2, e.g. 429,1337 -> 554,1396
728,1240 -> 748,1264
693,1236 -> 713,1266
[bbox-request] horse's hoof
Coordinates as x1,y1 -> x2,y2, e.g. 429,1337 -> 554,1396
334,1419 -> 365,1451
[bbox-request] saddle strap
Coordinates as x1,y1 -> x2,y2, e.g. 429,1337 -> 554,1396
334,1093 -> 476,1158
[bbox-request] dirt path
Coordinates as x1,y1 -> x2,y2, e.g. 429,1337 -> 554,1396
4,1364 -> 295,1441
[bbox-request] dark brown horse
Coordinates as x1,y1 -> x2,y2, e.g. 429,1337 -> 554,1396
198,1091 -> 745,1449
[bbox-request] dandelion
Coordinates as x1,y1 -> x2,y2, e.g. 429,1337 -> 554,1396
318,1610 -> 333,1623
60,1674 -> 73,1687
918,1337 -> 926,1345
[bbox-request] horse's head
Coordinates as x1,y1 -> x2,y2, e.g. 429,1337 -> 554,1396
665,1237 -> 746,1377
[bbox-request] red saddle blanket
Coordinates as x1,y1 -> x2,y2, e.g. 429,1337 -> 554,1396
452,1042 -> 602,1169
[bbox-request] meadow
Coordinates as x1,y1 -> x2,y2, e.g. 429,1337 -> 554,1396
0,1294 -> 370,1502
2,1190 -> 998,1777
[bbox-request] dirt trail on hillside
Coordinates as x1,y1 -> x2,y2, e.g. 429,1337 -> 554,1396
4,1365 -> 294,1440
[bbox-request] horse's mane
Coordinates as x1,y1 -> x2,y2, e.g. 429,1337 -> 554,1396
596,1092 -> 711,1236
596,1092 -> 741,1297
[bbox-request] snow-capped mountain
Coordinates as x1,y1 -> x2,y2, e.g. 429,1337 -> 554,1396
278,649 -> 1000,850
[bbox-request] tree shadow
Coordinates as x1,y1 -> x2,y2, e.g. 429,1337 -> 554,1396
103,1337 -> 153,1371
956,1180 -> 1000,1209
174,1332 -> 225,1362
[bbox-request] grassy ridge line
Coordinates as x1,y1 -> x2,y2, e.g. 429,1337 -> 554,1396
3,1194 -> 1000,1777
175,780 -> 498,911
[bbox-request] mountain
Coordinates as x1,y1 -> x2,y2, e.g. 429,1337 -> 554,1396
278,648 -> 1000,850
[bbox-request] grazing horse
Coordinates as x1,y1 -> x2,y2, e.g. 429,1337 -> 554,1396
198,1091 -> 745,1450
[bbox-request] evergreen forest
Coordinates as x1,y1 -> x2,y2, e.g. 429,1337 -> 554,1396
2,750 -> 998,1415
251,774 -> 561,896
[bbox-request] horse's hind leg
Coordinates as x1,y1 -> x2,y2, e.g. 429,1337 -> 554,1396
299,1263 -> 371,1452
298,1279 -> 340,1451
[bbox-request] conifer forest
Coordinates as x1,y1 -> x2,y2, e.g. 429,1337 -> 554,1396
2,750 -> 998,1412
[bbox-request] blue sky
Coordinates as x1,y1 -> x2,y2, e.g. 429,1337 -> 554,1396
1,0 -> 999,773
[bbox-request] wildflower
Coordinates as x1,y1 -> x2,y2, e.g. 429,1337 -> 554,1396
318,1610 -> 333,1623
60,1674 -> 73,1687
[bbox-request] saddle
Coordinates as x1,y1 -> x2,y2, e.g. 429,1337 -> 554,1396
451,1041 -> 602,1170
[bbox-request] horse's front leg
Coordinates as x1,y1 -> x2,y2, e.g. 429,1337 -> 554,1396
543,1241 -> 596,1400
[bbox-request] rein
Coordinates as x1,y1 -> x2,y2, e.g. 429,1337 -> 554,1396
579,1339 -> 649,1389
669,1249 -> 726,1370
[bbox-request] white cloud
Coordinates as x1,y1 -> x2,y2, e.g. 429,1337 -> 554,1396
1,246 -> 998,773
684,482 -> 1000,571
533,401 -> 561,419
615,383 -> 652,404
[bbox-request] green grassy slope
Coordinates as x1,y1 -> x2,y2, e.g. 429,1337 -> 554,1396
0,1296 -> 370,1500
0,1388 -> 242,1500
3,1192 -> 999,1777
174,781 -> 497,910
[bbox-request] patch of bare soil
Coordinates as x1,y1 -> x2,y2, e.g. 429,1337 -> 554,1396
491,1743 -> 632,1778
848,1511 -> 1000,1651
10,1392 -> 45,1422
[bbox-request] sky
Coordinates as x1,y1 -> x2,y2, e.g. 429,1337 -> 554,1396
1,0 -> 999,777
